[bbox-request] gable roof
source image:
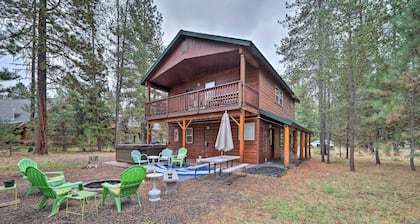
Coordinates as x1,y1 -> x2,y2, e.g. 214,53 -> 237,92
0,99 -> 31,125
141,30 -> 299,102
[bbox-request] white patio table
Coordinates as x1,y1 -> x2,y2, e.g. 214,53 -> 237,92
197,155 -> 240,177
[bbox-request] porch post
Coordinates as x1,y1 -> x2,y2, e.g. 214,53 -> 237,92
239,110 -> 245,163
305,133 -> 309,158
300,131 -> 304,160
177,119 -> 192,148
239,48 -> 246,106
308,134 -> 312,157
147,123 -> 152,144
284,125 -> 290,168
293,130 -> 298,164
182,120 -> 186,148
146,82 -> 151,103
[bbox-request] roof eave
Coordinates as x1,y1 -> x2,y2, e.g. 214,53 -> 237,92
142,30 -> 300,103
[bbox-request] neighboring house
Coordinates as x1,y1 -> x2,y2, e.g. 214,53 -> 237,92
0,99 -> 31,142
141,30 -> 312,166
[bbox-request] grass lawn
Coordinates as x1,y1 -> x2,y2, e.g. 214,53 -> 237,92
202,150 -> 419,224
0,148 -> 418,223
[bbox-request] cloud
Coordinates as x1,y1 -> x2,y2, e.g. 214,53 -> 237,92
155,0 -> 288,71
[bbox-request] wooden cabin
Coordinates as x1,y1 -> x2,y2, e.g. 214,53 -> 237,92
141,30 -> 311,167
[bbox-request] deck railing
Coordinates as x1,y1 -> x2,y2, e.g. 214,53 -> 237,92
145,81 -> 258,119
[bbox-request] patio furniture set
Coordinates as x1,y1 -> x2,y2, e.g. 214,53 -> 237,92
6,148 -> 248,221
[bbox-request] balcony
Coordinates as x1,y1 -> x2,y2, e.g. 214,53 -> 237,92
145,81 -> 259,121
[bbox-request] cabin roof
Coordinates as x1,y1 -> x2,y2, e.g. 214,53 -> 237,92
0,99 -> 31,125
259,109 -> 293,126
141,30 -> 299,102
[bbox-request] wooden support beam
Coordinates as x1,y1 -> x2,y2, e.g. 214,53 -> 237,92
284,125 -> 290,168
146,82 -> 151,103
308,134 -> 311,157
230,114 -> 239,126
239,110 -> 245,163
182,120 -> 186,148
305,133 -> 309,158
300,131 -> 304,160
176,119 -> 193,148
293,131 -> 298,164
146,123 -> 152,144
239,48 -> 246,106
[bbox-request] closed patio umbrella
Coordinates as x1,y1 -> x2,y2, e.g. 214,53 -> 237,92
215,111 -> 234,155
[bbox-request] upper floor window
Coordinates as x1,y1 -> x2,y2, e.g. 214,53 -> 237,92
275,87 -> 283,106
186,127 -> 193,144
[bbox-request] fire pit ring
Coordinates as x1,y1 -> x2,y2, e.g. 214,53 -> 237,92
83,179 -> 120,197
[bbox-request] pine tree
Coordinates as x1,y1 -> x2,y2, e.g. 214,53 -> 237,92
110,0 -> 163,145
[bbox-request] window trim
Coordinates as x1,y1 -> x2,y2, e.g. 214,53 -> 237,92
238,122 -> 255,141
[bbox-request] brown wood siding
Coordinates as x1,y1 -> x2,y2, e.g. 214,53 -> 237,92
167,116 -> 259,163
115,144 -> 167,163
258,69 -> 295,121
169,67 -> 239,96
245,63 -> 258,89
152,38 -> 238,80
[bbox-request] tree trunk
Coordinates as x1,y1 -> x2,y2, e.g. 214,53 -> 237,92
30,0 -> 37,152
409,90 -> 416,171
36,0 -> 48,155
326,82 -> 331,164
114,0 -> 121,148
375,149 -> 381,165
346,106 -> 349,160
319,76 -> 325,163
348,29 -> 355,172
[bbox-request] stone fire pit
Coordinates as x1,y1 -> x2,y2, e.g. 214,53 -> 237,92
83,179 -> 120,196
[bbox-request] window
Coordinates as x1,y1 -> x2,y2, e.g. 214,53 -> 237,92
239,122 -> 255,141
174,128 -> 179,142
205,81 -> 216,105
186,128 -> 193,144
275,87 -> 283,106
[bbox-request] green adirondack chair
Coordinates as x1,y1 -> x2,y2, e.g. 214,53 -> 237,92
18,158 -> 66,196
25,166 -> 84,217
171,147 -> 188,167
131,150 -> 150,165
158,148 -> 173,165
101,165 -> 147,213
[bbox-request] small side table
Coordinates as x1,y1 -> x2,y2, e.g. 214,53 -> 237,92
146,172 -> 163,202
0,184 -> 18,209
66,190 -> 98,223
163,170 -> 179,195
148,155 -> 159,171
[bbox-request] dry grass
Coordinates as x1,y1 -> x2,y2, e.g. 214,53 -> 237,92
199,150 -> 420,224
0,149 -> 418,223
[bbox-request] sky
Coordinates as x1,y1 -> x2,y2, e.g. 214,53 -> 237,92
0,1 -> 290,88
155,0 -> 289,72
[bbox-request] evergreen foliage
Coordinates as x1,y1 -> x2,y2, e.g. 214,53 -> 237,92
279,0 -> 419,171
